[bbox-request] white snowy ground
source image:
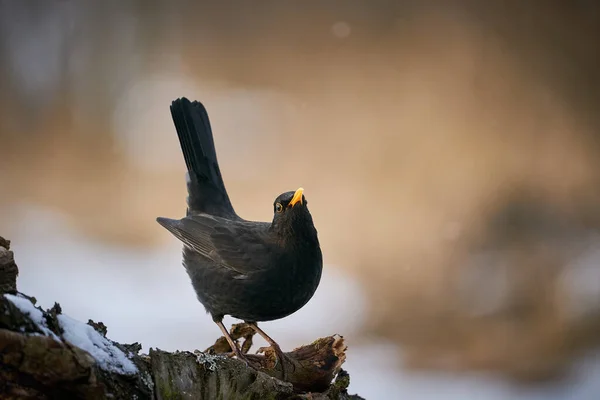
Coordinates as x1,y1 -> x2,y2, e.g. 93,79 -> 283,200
4,293 -> 137,375
4,205 -> 600,400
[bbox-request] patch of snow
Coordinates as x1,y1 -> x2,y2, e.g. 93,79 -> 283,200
5,293 -> 137,375
58,314 -> 137,375
4,294 -> 59,340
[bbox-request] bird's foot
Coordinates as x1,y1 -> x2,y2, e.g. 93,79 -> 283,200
256,345 -> 289,380
232,347 -> 261,370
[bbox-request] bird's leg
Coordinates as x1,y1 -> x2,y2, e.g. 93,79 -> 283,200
215,320 -> 249,365
247,322 -> 288,380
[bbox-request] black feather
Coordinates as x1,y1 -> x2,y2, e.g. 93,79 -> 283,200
170,98 -> 236,218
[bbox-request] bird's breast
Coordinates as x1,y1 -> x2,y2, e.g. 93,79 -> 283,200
271,245 -> 323,308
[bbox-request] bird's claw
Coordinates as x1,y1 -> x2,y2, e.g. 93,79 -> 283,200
254,345 -> 288,380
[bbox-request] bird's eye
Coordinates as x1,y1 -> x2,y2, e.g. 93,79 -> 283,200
275,203 -> 283,213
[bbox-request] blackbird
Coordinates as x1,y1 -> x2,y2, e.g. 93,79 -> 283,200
156,98 -> 323,376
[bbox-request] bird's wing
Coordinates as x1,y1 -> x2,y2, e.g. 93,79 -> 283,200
156,215 -> 274,276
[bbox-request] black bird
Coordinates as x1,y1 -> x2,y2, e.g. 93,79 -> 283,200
156,98 -> 323,375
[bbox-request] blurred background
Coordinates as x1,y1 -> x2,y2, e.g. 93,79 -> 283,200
1,0 -> 600,398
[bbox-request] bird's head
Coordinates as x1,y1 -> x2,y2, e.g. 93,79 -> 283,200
271,187 -> 317,241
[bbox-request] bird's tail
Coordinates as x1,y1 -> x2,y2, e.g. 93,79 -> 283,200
170,97 -> 236,217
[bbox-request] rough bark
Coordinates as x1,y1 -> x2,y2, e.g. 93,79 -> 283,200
0,237 -> 18,295
0,236 -> 364,399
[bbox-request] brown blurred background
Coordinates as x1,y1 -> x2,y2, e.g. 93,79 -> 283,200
1,0 -> 600,395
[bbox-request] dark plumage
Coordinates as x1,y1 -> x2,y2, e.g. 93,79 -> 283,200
156,98 -> 323,375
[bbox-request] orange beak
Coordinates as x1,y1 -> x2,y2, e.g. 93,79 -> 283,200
288,187 -> 304,208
